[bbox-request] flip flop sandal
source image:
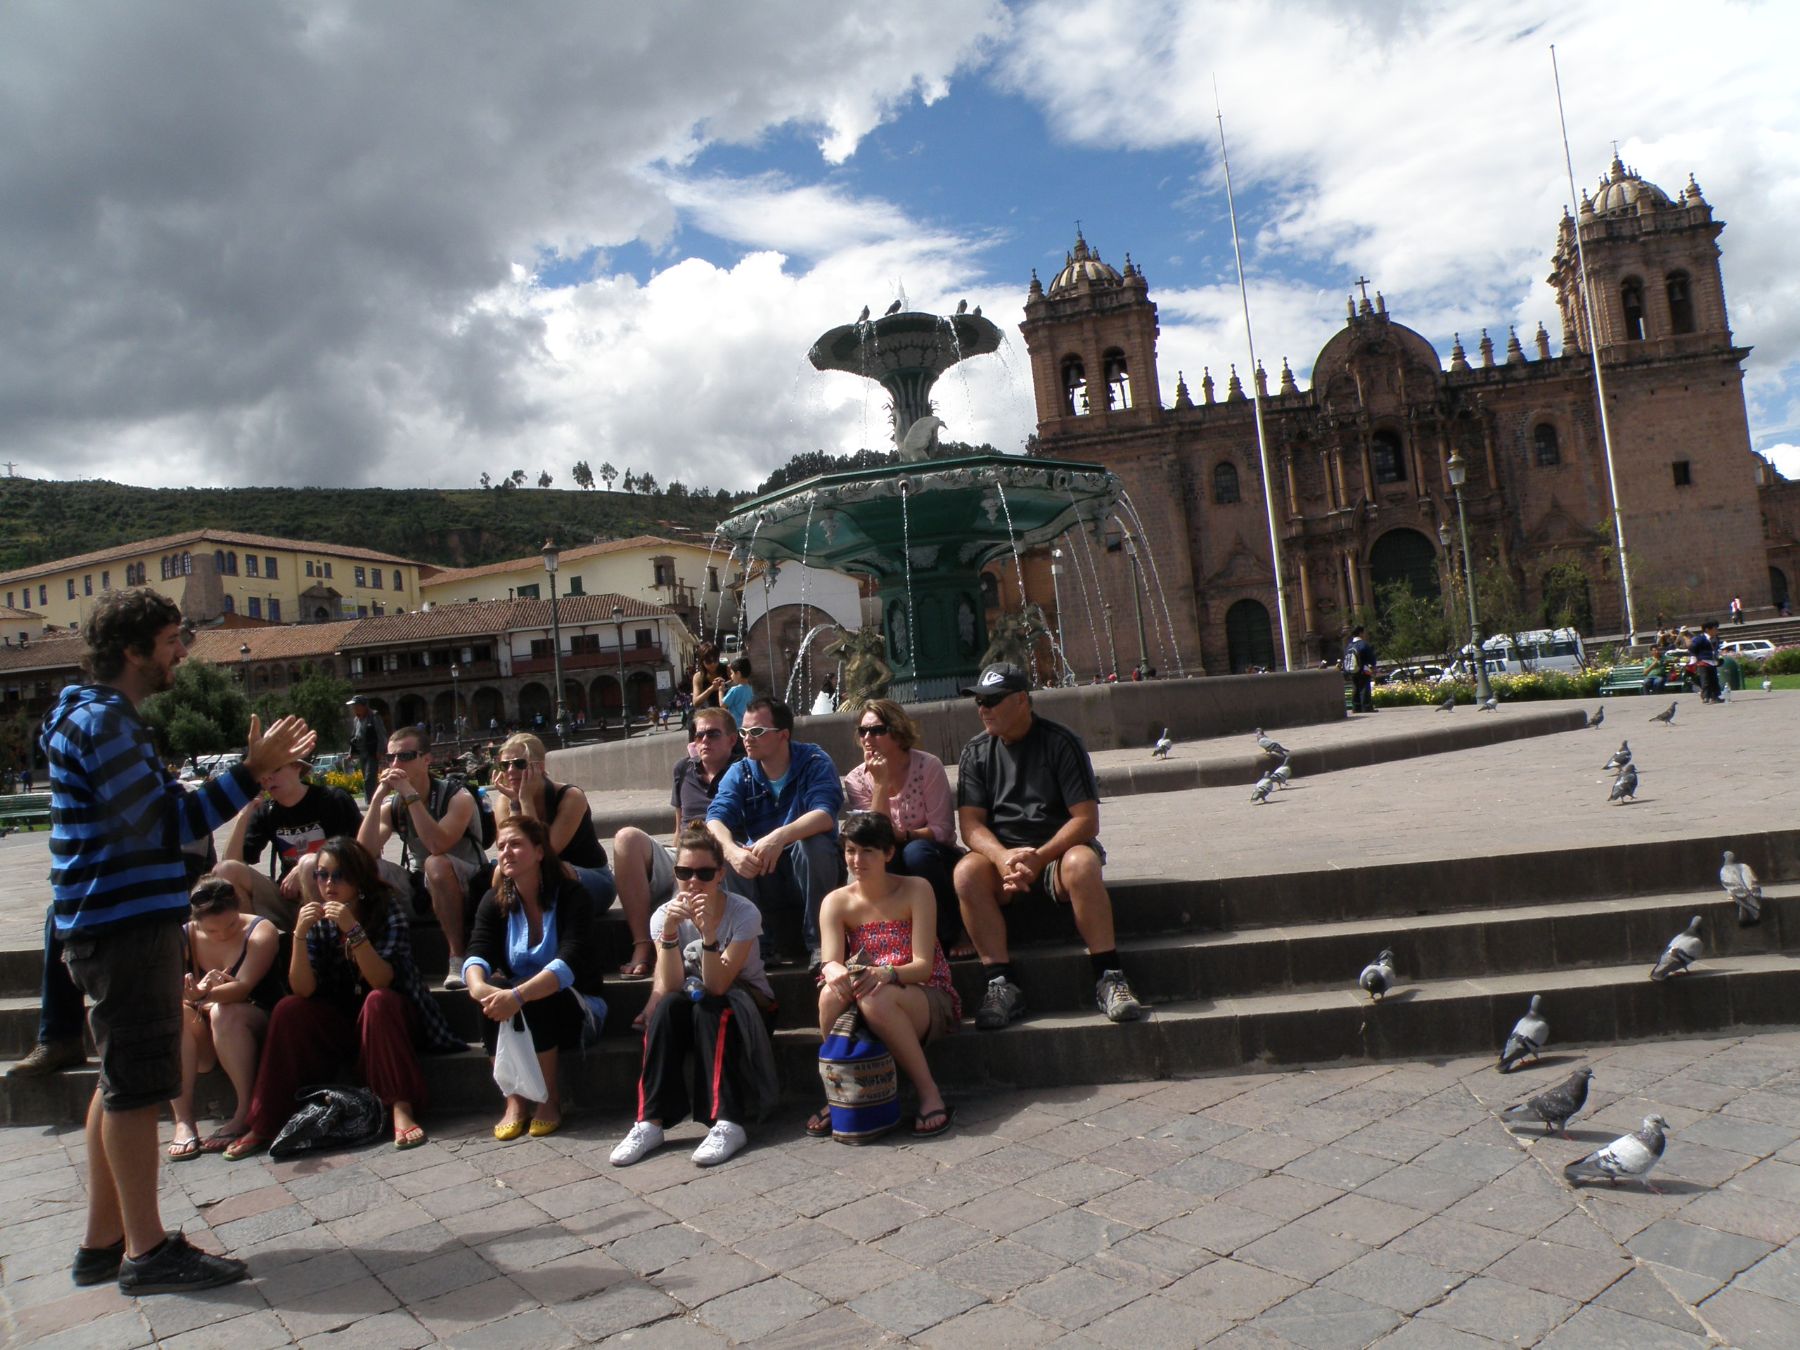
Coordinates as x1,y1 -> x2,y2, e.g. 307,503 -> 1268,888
911,1106 -> 955,1138
167,1135 -> 201,1162
394,1124 -> 429,1151
222,1134 -> 267,1162
805,1106 -> 834,1138
618,941 -> 656,979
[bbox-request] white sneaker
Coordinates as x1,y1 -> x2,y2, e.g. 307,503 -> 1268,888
692,1120 -> 747,1167
609,1120 -> 665,1167
442,970 -> 466,991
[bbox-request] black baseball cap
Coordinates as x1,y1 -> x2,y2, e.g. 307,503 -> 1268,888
961,663 -> 1031,697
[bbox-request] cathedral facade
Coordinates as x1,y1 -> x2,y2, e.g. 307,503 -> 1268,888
1018,157 -> 1792,676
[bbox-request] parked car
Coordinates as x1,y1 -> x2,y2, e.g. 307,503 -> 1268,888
1382,664 -> 1445,684
311,752 -> 348,776
1720,638 -> 1774,659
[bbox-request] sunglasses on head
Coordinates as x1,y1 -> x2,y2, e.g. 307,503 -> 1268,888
498,757 -> 533,772
856,722 -> 889,738
383,749 -> 424,763
690,727 -> 727,742
739,726 -> 779,740
673,865 -> 719,882
973,693 -> 1013,709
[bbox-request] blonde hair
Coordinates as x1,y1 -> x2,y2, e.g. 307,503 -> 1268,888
855,697 -> 919,752
499,732 -> 546,763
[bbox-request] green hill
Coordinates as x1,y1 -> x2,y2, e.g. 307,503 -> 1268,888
0,477 -> 735,572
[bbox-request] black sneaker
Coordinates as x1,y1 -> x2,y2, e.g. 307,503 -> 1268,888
1096,970 -> 1144,1023
117,1232 -> 248,1296
974,974 -> 1026,1030
71,1239 -> 124,1286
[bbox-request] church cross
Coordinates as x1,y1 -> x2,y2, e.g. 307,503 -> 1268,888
1354,276 -> 1372,304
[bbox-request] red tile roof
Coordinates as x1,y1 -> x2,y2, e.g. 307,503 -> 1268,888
340,593 -> 675,648
0,528 -> 427,585
0,632 -> 84,675
186,621 -> 361,665
422,535 -> 709,590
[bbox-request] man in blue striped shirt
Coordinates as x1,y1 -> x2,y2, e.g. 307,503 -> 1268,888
45,588 -> 313,1294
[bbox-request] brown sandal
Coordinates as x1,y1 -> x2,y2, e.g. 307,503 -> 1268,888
805,1106 -> 833,1138
618,939 -> 656,979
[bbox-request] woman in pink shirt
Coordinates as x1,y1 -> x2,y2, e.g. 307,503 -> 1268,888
841,698 -> 965,952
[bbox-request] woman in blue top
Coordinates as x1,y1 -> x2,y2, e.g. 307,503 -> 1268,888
462,815 -> 605,1141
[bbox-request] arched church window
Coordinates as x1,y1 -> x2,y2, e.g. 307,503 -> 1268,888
1620,277 -> 1646,341
1371,430 -> 1406,485
1102,349 -> 1131,410
1213,462 -> 1241,504
1666,271 -> 1694,334
1533,424 -> 1560,467
181,553 -> 192,575
1061,356 -> 1089,416
214,550 -> 226,573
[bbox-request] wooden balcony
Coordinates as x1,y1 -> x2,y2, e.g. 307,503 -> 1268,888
511,644 -> 666,677
348,659 -> 503,690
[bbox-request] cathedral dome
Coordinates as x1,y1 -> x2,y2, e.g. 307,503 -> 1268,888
1593,154 -> 1673,216
1047,231 -> 1123,296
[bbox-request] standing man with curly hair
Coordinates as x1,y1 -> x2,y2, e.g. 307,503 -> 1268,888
45,588 -> 314,1294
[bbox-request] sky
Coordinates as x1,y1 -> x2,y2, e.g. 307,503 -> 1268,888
3,0 -> 1798,495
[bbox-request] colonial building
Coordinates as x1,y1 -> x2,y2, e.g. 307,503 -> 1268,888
1019,157 -> 1788,674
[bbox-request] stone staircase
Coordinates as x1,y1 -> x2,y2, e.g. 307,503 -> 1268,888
4,826 -> 1796,1126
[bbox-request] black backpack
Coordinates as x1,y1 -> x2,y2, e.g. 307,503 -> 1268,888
441,773 -> 497,850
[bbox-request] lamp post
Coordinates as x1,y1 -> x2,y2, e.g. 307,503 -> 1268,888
1049,548 -> 1070,686
612,604 -> 627,736
238,642 -> 251,688
450,662 -> 461,745
1446,451 -> 1492,706
541,539 -> 567,744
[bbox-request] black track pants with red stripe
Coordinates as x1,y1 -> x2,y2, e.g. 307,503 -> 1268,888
636,991 -> 750,1127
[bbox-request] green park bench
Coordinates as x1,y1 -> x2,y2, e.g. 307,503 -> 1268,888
0,791 -> 52,832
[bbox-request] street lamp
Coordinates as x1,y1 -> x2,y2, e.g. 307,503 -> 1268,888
238,642 -> 251,687
1446,451 -> 1493,705
450,662 -> 461,744
1049,548 -> 1070,686
541,539 -> 567,743
612,604 -> 627,736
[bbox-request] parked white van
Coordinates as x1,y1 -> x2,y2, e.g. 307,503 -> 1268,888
1480,628 -> 1587,675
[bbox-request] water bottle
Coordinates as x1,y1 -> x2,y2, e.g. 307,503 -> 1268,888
683,975 -> 705,1001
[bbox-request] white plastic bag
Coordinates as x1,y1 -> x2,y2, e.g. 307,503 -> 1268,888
493,1012 -> 547,1101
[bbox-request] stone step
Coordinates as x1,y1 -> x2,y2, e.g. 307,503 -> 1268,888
8,951 -> 1798,1126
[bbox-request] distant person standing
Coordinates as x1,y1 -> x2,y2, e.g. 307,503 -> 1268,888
45,587 -> 313,1294
1691,620 -> 1723,703
347,695 -> 387,804
722,657 -> 756,725
1345,625 -> 1377,713
1730,595 -> 1745,625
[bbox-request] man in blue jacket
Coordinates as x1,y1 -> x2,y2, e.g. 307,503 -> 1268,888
44,588 -> 314,1295
706,697 -> 843,967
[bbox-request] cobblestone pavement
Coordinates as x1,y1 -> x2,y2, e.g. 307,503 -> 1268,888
3,1027 -> 1798,1347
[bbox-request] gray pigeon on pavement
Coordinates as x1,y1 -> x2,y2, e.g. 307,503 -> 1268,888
1270,762 -> 1293,789
1719,851 -> 1763,927
1359,950 -> 1396,1002
1609,763 -> 1638,803
1499,994 -> 1550,1073
1253,727 -> 1289,758
1478,694 -> 1499,711
1152,727 -> 1173,759
1603,741 -> 1631,771
1650,701 -> 1677,725
1763,678 -> 1773,692
1249,776 -> 1275,804
1650,915 -> 1704,980
1564,1114 -> 1669,1191
1503,1066 -> 1592,1138
1437,691 -> 1455,711
1587,705 -> 1605,729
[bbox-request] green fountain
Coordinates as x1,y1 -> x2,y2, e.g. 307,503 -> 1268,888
715,307 -> 1120,701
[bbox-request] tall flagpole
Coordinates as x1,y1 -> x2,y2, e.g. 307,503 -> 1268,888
1551,44 -> 1638,642
1215,78 -> 1294,670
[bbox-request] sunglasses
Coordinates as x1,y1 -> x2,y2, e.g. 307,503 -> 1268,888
856,723 -> 889,738
314,868 -> 345,885
690,727 -> 728,742
739,726 -> 780,740
382,749 -> 424,763
973,693 -> 1014,709
498,757 -> 533,772
673,865 -> 719,882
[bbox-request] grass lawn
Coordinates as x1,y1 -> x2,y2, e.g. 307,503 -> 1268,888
1764,673 -> 1800,690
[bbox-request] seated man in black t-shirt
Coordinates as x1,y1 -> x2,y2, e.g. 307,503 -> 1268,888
215,757 -> 363,929
954,664 -> 1143,1029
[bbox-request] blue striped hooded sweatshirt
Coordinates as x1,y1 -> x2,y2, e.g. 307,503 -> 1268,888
42,684 -> 257,937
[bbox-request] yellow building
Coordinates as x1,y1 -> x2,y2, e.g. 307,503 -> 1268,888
0,529 -> 430,631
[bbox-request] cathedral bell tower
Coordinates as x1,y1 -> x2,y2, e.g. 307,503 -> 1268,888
1020,231 -> 1162,438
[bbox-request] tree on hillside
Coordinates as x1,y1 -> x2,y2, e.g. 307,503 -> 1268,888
666,481 -> 688,499
479,472 -> 492,489
637,472 -> 658,495
600,461 -> 617,490
142,660 -> 250,760
622,470 -> 637,493
572,460 -> 594,490
508,469 -> 527,488
537,470 -> 553,488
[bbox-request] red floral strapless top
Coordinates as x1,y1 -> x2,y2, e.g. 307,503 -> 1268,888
847,917 -> 960,1020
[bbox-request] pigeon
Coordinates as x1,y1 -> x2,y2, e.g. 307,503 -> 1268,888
954,299 -> 968,315
1436,691 -> 1455,711
1152,727 -> 1173,759
1270,762 -> 1293,789
1650,701 -> 1677,725
1587,705 -> 1605,729
1253,728 -> 1289,758
1478,695 -> 1499,712
885,299 -> 903,316
857,305 -> 870,324
1358,950 -> 1396,1002
1249,776 -> 1276,804
1609,763 -> 1638,803
1503,1067 -> 1593,1138
1650,915 -> 1704,980
1499,995 -> 1549,1073
1762,678 -> 1773,693
1603,741 -> 1631,771
971,304 -> 982,318
1564,1114 -> 1669,1192
1719,850 -> 1763,927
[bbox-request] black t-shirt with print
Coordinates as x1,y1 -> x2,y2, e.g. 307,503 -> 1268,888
957,715 -> 1099,849
242,784 -> 364,877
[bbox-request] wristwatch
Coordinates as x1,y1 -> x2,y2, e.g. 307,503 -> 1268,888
701,940 -> 722,953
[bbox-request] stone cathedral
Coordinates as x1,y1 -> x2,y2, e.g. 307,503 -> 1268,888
1018,156 -> 1798,675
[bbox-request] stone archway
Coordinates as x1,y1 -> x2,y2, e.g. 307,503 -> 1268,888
396,693 -> 428,728
517,682 -> 552,728
627,671 -> 658,716
471,687 -> 503,730
1225,599 -> 1275,674
590,676 -> 622,720
1369,528 -> 1441,607
1773,567 -> 1790,609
